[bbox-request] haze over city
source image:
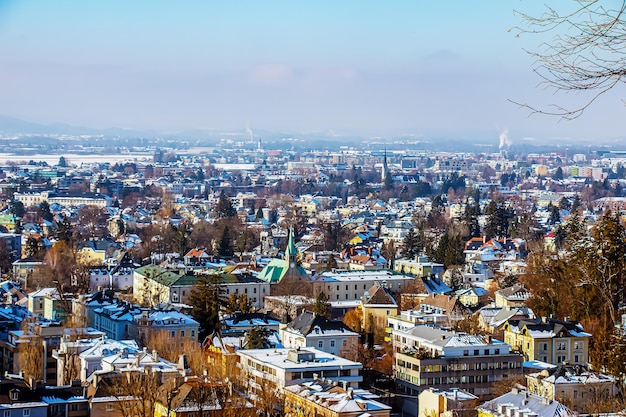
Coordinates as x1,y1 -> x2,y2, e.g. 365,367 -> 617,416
1,1 -> 625,143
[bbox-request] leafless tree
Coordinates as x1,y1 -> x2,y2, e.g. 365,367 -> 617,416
512,0 -> 626,119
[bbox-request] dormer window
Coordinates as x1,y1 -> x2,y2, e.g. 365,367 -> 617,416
10,389 -> 19,400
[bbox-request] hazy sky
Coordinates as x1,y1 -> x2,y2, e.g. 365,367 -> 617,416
0,1 -> 624,141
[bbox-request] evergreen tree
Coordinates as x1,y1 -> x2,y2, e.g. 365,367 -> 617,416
246,326 -> 273,349
215,191 -> 236,218
38,201 -> 54,222
554,166 -> 564,180
548,203 -> 561,225
325,255 -> 338,271
56,217 -> 74,245
571,194 -> 582,213
433,229 -> 465,269
25,236 -> 42,259
313,292 -> 331,318
10,200 -> 24,218
218,225 -> 233,257
255,206 -> 264,220
188,274 -> 224,340
401,228 -> 422,259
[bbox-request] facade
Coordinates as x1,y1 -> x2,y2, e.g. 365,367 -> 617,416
417,388 -> 478,417
280,310 -> 359,356
394,256 -> 444,278
237,348 -> 362,395
525,364 -> 616,412
313,270 -> 414,303
392,326 -> 523,397
12,257 -> 45,290
130,309 -> 199,348
5,321 -> 64,386
478,388 -> 575,417
360,283 -> 398,341
494,284 -> 530,308
503,317 -> 591,365
285,379 -> 391,417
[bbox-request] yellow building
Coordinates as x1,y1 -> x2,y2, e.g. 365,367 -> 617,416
418,388 -> 478,417
284,379 -> 391,417
526,364 -> 616,413
360,283 -> 398,342
503,317 -> 591,365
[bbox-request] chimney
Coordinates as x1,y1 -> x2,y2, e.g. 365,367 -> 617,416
152,349 -> 159,362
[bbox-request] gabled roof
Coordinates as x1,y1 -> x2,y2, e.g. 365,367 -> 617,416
505,317 -> 591,339
285,310 -> 356,337
479,388 -> 574,417
362,284 -> 397,307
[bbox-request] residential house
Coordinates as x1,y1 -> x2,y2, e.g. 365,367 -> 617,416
312,270 -> 414,303
236,348 -> 362,397
392,325 -> 523,397
418,388 -> 478,417
478,387 -> 575,417
360,283 -> 398,341
526,364 -> 616,413
495,284 -> 530,308
284,379 -> 391,417
417,293 -> 471,327
280,310 -> 358,356
129,309 -> 199,348
503,316 -> 591,365
12,257 -> 45,290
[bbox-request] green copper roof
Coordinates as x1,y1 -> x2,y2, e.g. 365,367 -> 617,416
285,227 -> 297,259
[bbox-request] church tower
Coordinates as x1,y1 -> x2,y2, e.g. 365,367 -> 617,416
284,227 -> 298,268
381,148 -> 389,183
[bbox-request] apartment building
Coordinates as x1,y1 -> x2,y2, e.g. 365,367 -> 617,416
392,325 -> 523,397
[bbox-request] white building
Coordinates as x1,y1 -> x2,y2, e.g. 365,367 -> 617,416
237,348 -> 362,394
280,311 -> 359,356
313,270 -> 414,302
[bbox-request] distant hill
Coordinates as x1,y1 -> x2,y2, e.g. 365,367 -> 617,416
0,115 -> 158,138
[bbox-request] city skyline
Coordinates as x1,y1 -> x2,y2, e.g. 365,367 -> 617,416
1,1 -> 624,142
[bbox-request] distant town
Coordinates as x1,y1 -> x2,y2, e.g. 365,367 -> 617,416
1,130 -> 626,417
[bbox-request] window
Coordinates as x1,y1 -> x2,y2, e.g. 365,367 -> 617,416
574,355 -> 579,363
318,341 -> 324,348
557,342 -> 566,350
542,342 -> 548,351
355,284 -> 358,290
463,350 -> 469,356
474,349 -> 479,355
171,331 -> 176,337
191,330 -> 195,337
254,288 -> 257,294
23,410 -> 30,417
4,411 -> 10,417
181,331 -> 185,337
495,349 -> 500,355
330,340 -> 335,347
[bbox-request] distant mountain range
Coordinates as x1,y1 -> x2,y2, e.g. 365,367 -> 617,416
0,115 -> 161,138
1,115 -> 622,153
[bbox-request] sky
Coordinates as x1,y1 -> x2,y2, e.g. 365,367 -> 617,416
0,1 -> 624,142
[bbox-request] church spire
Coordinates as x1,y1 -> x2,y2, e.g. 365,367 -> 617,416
381,148 -> 389,183
285,227 -> 298,265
